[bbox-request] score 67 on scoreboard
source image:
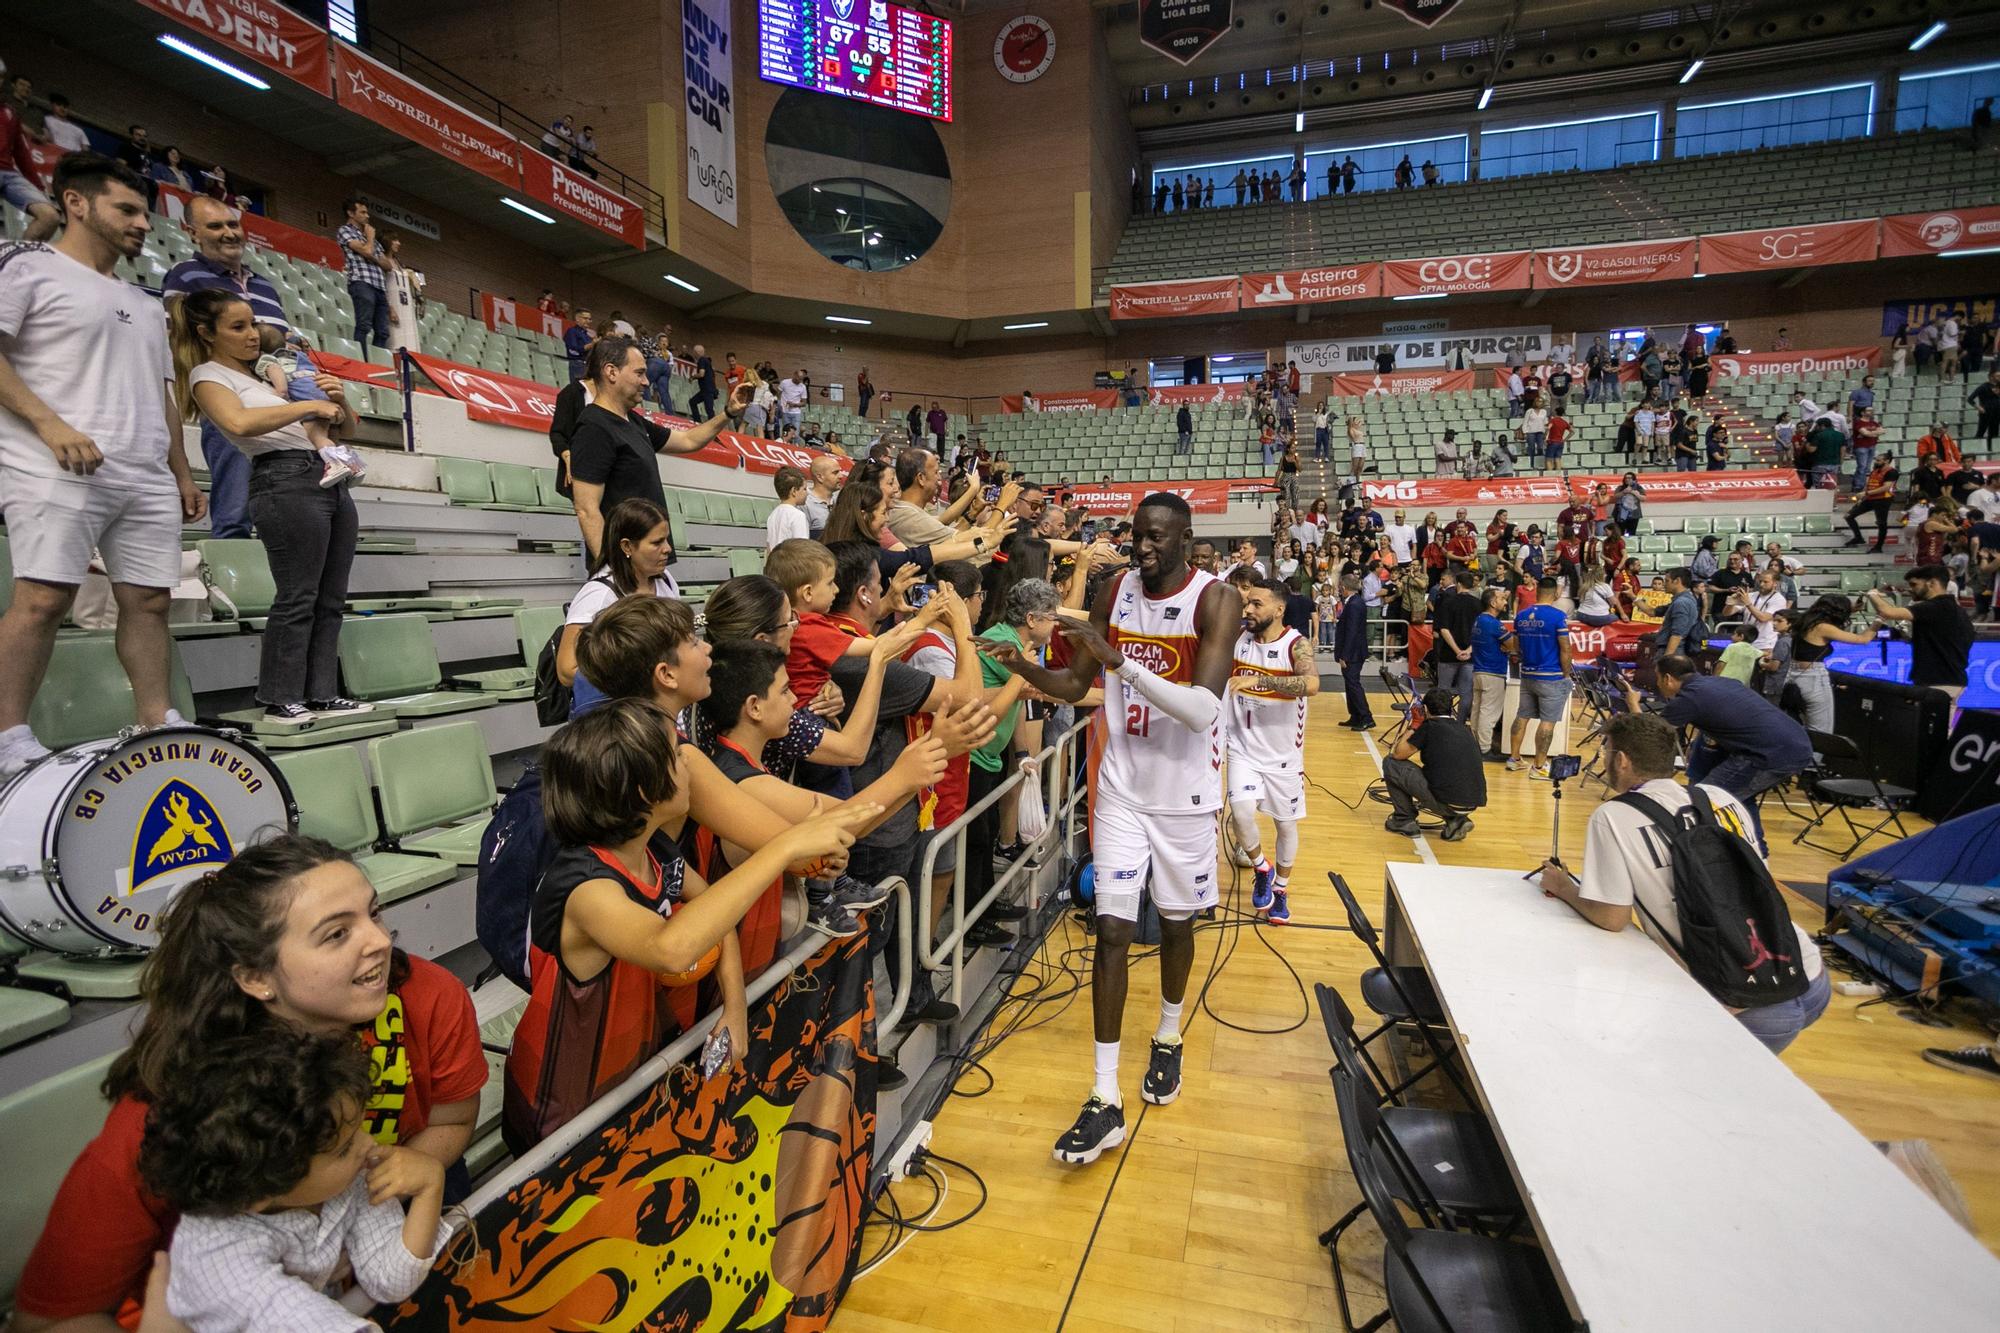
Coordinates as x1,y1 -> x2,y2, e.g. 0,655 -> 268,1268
758,0 -> 954,122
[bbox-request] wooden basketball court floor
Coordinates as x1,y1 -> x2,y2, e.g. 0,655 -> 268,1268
837,695 -> 2000,1332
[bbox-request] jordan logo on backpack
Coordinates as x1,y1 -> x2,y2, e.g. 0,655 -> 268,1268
1741,918 -> 1791,972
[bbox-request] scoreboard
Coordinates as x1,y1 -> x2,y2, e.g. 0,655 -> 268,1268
758,0 -> 954,123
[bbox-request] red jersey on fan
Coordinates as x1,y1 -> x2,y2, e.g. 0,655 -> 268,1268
1444,520 -> 1478,562
1555,502 -> 1593,541
901,625 -> 969,828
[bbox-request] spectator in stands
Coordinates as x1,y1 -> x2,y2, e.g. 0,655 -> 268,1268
335,195 -> 391,350
0,155 -> 207,778
1939,313 -> 1963,381
1535,712 -> 1829,1052
1730,568 -> 1787,653
1970,368 -> 2000,444
145,143 -> 191,193
40,91 -> 87,152
1175,401 -> 1194,456
1610,472 -> 1645,536
1805,413 -> 1845,491
771,368 -> 804,435
160,194 -> 289,539
1655,566 -> 1707,658
554,497 -> 680,707
541,113 -> 575,160
0,80 -> 57,241
925,399 -> 949,451
1394,154 -> 1414,189
569,336 -> 748,566
1275,437 -> 1302,510
803,454 -> 841,539
563,309 -> 597,383
572,124 -> 599,176
743,371 -> 774,436
1431,566 -> 1482,720
14,835 -> 486,1331
173,289 -> 369,724
1671,410 -> 1701,471
1433,428 -> 1461,479
1506,578 -> 1571,776
769,465 -> 810,550
1622,657 -> 1809,852
888,446 -> 1010,558
1866,565 -> 1974,705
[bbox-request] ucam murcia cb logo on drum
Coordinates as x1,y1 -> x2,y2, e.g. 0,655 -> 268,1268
129,780 -> 235,892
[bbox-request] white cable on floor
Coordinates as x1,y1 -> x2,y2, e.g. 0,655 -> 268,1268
851,1164 -> 949,1280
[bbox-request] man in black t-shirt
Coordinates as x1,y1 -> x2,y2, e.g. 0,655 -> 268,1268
1430,567 -> 1483,721
568,337 -> 748,563
1382,688 -> 1486,841
1866,565 -> 1974,700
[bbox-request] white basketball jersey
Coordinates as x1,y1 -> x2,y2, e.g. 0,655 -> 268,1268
1094,567 -> 1223,814
1227,628 -> 1307,774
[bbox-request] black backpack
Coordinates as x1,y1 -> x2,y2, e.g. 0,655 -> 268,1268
532,576 -> 612,726
475,763 -> 553,989
1614,788 -> 1811,1009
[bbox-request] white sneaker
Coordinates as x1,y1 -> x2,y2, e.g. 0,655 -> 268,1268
319,459 -> 355,488
0,726 -> 51,780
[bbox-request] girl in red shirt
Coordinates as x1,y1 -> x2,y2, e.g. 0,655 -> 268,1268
14,836 -> 487,1333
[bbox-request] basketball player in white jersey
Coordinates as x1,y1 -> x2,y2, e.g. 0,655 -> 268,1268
1226,580 -> 1317,925
987,494 -> 1241,1166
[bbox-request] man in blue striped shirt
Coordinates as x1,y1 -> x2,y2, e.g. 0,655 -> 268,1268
161,195 -> 288,539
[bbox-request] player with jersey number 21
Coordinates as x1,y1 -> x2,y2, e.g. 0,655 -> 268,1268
984,493 -> 1242,1168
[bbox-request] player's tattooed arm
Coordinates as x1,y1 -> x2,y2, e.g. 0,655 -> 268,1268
1254,636 -> 1322,697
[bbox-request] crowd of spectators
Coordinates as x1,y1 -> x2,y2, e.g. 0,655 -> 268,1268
1139,151 -> 1444,214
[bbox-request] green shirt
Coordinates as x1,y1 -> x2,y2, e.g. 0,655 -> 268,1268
971,623 -> 1027,773
1810,424 -> 1846,468
1717,640 -> 1761,684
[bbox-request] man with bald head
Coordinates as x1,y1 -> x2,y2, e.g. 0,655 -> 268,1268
162,194 -> 291,538
803,453 -> 843,539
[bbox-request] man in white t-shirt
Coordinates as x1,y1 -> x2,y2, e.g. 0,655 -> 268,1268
1536,713 -> 1830,1053
776,371 -> 807,435
1732,569 -> 1788,652
768,464 -> 811,549
0,154 -> 206,777
1383,509 -> 1418,565
1288,515 -> 1321,550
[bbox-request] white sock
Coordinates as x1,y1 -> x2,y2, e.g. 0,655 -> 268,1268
1252,854 -> 1271,874
0,724 -> 47,759
1094,1041 -> 1122,1104
1273,872 -> 1290,892
1156,999 -> 1184,1044
164,708 -> 186,726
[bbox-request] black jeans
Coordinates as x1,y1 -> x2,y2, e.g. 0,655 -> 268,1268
1847,497 -> 1893,542
963,761 -> 1004,914
250,452 -> 358,705
848,836 -> 921,1008
1382,756 -> 1459,822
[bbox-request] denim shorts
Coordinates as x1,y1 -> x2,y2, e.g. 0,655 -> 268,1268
1516,676 -> 1571,722
0,168 -> 50,212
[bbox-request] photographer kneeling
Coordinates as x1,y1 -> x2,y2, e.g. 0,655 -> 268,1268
1382,688 -> 1487,842
1535,713 -> 1830,1054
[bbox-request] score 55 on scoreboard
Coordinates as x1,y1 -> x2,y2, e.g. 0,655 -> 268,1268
758,0 -> 954,121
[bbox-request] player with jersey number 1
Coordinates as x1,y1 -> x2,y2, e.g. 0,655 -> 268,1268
1226,579 -> 1318,926
984,493 -> 1241,1168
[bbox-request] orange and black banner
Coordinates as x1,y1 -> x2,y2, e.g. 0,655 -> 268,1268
379,934 -> 879,1331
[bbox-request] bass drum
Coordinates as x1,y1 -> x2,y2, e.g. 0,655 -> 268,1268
0,726 -> 296,955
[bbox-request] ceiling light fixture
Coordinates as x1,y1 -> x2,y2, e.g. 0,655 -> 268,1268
1477,86 -> 1494,111
500,198 -> 557,224
1003,321 -> 1050,330
157,34 -> 271,90
825,315 -> 873,325
1941,245 -> 2000,259
1294,110 -> 1305,133
1909,21 -> 1946,52
663,274 -> 700,293
1392,292 -> 1449,301
1679,59 -> 1704,85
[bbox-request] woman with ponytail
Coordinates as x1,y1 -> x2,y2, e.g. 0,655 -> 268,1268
13,836 -> 485,1333
170,290 -> 365,726
1786,594 -> 1877,732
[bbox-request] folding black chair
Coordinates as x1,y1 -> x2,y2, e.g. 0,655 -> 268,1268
1328,1068 -> 1573,1333
1377,667 -> 1416,747
1327,874 -> 1475,1107
1793,728 -> 1916,860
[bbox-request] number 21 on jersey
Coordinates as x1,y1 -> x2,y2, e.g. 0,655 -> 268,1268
1125,702 -> 1151,737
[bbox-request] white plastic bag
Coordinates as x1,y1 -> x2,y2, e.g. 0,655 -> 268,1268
1015,757 -> 1046,843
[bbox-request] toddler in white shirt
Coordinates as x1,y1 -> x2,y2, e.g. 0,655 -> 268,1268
256,325 -> 368,487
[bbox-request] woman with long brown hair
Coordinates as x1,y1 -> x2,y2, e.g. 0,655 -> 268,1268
13,836 -> 485,1332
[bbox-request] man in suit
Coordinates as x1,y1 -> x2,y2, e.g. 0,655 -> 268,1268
1334,573 -> 1375,729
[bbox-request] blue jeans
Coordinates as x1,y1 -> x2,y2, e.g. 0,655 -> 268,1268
646,357 -> 676,412
1314,427 -> 1330,458
348,280 -> 389,348
1261,442 -> 1276,467
200,420 -> 252,539
1319,620 -> 1336,646
1850,446 -> 1873,494
1734,968 -> 1831,1053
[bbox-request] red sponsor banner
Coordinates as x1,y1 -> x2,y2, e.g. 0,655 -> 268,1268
156,181 -> 346,269
1880,206 -> 2000,258
134,0 -> 330,92
1698,218 -> 1877,275
1534,238 -> 1696,288
1381,249 -> 1532,298
1565,468 -> 1806,504
1149,382 -> 1247,405
1061,481 -> 1235,515
519,146 -> 646,249
306,349 -> 405,389
1107,276 -> 1241,321
729,430 -> 853,478
332,43 -> 520,188
1356,475 -> 1573,509
1329,368 -> 1476,398
1705,346 -> 1881,381
479,292 -> 565,341
998,390 -> 1120,413
1239,263 -> 1382,307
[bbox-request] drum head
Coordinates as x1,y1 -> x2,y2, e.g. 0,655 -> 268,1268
29,727 -> 294,952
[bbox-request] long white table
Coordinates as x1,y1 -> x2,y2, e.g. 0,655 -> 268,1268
1380,861 -> 2000,1332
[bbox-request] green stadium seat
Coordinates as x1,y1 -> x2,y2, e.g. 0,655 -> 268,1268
534,468 -> 572,512
437,456 -> 496,505
679,491 -> 712,523
197,538 -> 276,627
450,604 -> 562,692
488,462 -> 541,510
0,985 -> 66,1051
1680,518 -> 1711,537
1803,514 -> 1834,535
368,721 -> 497,864
273,748 -> 457,904
1839,571 -> 1876,594
338,614 -> 494,717
0,1052 -> 115,1308
1772,515 -> 1804,534
1742,516 -> 1774,535
727,496 -> 760,527
30,635 -> 197,749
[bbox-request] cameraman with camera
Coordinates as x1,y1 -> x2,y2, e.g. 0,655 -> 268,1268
1382,688 -> 1486,841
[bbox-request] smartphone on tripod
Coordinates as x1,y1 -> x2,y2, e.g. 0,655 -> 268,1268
1526,753 -> 1584,878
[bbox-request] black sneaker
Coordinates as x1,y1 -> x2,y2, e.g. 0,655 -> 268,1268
1921,1045 -> 2000,1083
308,696 -> 375,717
828,874 -> 892,912
805,899 -> 862,939
1141,1038 -> 1183,1106
1441,815 -> 1473,842
985,899 -> 1029,922
966,919 -> 1015,948
897,993 -> 960,1030
990,840 -> 1026,869
1383,816 -> 1422,836
1052,1096 -> 1126,1165
877,1055 -> 908,1091
1843,536 -> 1864,548
262,702 -> 315,727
